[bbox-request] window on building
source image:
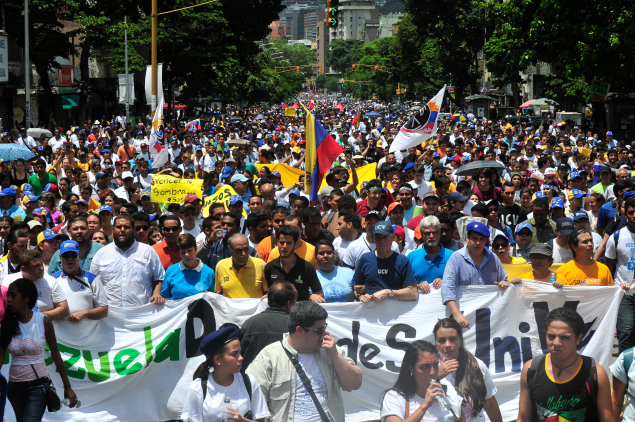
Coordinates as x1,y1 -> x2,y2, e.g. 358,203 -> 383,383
350,17 -> 353,22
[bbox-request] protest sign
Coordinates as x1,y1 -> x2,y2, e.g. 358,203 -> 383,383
7,283 -> 619,422
151,175 -> 203,203
201,184 -> 247,217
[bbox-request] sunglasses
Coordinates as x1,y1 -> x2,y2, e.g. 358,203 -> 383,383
162,226 -> 181,233
492,243 -> 509,249
135,225 -> 150,231
303,323 -> 328,335
182,213 -> 197,217
61,253 -> 79,259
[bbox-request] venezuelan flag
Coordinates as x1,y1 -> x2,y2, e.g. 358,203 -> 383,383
301,102 -> 343,203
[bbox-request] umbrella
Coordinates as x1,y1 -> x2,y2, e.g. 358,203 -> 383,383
254,114 -> 265,120
454,160 -> 505,177
364,112 -> 381,118
227,139 -> 250,147
519,98 -> 558,108
452,113 -> 468,122
27,128 -> 52,139
0,144 -> 36,161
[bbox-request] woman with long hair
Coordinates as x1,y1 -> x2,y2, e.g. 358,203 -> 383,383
434,318 -> 502,422
181,325 -> 270,422
0,279 -> 78,421
381,340 -> 464,422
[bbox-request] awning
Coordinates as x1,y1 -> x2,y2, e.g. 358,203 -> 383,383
59,94 -> 79,109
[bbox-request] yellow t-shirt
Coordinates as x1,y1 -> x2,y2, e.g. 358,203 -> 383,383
510,257 -> 527,265
430,181 -> 457,193
267,239 -> 318,270
556,260 -> 613,286
519,270 -> 551,283
214,256 -> 268,298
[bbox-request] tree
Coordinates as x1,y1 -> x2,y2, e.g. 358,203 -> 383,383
326,39 -> 363,74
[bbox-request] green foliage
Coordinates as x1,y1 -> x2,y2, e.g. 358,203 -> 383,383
326,39 -> 363,74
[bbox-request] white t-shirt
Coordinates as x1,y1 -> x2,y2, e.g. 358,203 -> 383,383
181,372 -> 270,422
3,272 -> 66,312
610,351 -> 635,422
445,357 -> 497,422
380,380 -> 462,422
294,352 -> 331,422
136,173 -> 153,189
54,271 -> 109,316
182,225 -> 201,239
551,242 -> 574,264
409,180 -> 433,199
333,236 -> 355,264
605,227 -> 635,287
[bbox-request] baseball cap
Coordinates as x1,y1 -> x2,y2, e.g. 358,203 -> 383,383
22,193 -> 40,204
599,165 -> 612,174
225,157 -> 236,164
365,210 -> 382,221
230,173 -> 249,183
95,171 -> 106,179
607,131 -> 613,136
403,162 -> 415,171
21,183 -> 33,193
568,171 -> 581,180
289,188 -> 301,196
0,187 -> 16,197
431,163 -> 445,172
556,217 -> 575,235
99,205 -> 113,214
276,198 -> 290,209
530,243 -> 553,257
623,191 -> 635,201
59,240 -> 80,255
447,192 -> 469,202
573,211 -> 590,222
141,190 -> 151,199
121,171 -> 134,180
551,197 -> 564,209
37,229 -> 59,245
320,186 -> 334,197
184,194 -> 200,203
466,221 -> 490,239
271,171 -> 282,178
387,202 -> 404,214
422,192 -> 439,202
569,189 -> 586,199
515,221 -> 532,233
43,184 -> 57,193
373,221 -> 394,236
27,220 -> 43,230
221,166 -> 233,178
544,168 -> 556,176
393,225 -> 405,238
229,195 -> 243,205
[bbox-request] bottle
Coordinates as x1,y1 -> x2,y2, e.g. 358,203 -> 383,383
221,397 -> 232,422
549,272 -> 556,284
435,382 -> 451,411
61,398 -> 82,409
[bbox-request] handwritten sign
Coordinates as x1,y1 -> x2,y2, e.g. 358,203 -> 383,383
151,175 -> 203,203
202,184 -> 247,217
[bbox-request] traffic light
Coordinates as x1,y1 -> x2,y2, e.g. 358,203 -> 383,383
296,67 -> 300,74
341,79 -> 344,88
352,64 -> 356,72
318,65 -> 322,74
327,0 -> 339,27
374,66 -> 378,74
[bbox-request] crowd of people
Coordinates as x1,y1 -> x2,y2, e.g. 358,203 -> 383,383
0,98 -> 633,422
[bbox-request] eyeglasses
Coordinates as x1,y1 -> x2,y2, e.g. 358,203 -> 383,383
492,243 -> 508,249
61,253 -> 78,259
135,225 -> 150,231
488,208 -> 499,213
303,323 -> 328,335
162,226 -> 181,233
423,230 -> 439,237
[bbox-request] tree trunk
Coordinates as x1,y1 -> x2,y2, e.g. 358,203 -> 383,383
76,42 -> 91,125
33,60 -> 54,130
511,80 -> 521,108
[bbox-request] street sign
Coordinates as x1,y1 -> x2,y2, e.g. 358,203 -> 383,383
589,79 -> 610,97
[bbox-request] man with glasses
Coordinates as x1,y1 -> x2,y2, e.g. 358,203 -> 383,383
132,212 -> 152,245
152,214 -> 182,270
247,301 -> 362,422
53,240 -> 109,322
512,222 -> 534,262
28,159 -> 58,196
492,233 -> 526,264
180,204 -> 200,238
407,215 -> 454,294
48,216 -> 105,274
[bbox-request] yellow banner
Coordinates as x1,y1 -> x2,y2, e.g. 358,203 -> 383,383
202,184 -> 247,218
151,175 -> 203,203
503,263 -> 564,280
255,163 -> 304,189
319,162 -> 377,193
284,108 -> 296,117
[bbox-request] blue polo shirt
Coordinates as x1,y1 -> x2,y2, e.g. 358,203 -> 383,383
161,260 -> 215,299
597,201 -> 617,230
407,245 -> 455,284
352,251 -> 416,295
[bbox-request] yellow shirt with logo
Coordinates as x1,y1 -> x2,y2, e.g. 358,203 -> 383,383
555,259 -> 613,286
215,256 -> 268,298
519,270 -> 551,283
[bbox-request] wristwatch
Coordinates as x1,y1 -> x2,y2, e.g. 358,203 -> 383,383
388,289 -> 394,298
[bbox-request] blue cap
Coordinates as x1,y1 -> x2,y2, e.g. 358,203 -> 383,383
373,221 -> 394,236
448,191 -> 469,202
570,189 -> 586,199
535,192 -> 546,198
102,149 -> 111,153
271,171 -> 281,178
41,229 -> 59,241
466,221 -> 490,239
23,193 -> 40,203
403,162 -> 415,171
95,171 -> 106,179
623,191 -> 635,201
38,146 -> 44,151
60,240 -> 80,255
276,198 -> 290,209
290,188 -> 301,196
196,145 -> 202,151
573,211 -> 590,222
199,326 -> 239,356
433,152 -> 440,158
551,197 -> 564,209
99,205 -> 113,214
221,166 -> 233,178
569,171 -> 581,180
43,184 -> 56,193
516,221 -> 532,233
0,187 -> 16,197
223,148 -> 229,153
607,131 -> 613,136
229,195 -> 243,205
556,217 -> 574,235
230,173 -> 249,183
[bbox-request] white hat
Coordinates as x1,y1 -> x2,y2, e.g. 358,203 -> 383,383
545,168 -> 556,176
94,120 -> 100,125
121,171 -> 134,179
257,133 -> 262,139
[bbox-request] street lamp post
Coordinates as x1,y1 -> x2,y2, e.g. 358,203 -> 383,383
24,0 -> 30,128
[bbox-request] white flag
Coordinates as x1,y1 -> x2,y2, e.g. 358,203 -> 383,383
390,86 -> 445,153
149,93 -> 169,169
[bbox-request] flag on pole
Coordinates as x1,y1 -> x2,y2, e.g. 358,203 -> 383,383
389,86 -> 445,153
185,119 -> 200,132
149,94 -> 169,168
300,102 -> 343,204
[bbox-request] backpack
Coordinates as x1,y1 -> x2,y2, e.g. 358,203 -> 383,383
527,354 -> 598,411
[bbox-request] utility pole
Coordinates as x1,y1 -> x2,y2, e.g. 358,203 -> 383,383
24,0 -> 30,128
482,6 -> 486,90
151,0 -> 157,114
124,16 -> 130,119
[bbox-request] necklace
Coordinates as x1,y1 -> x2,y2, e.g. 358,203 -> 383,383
551,353 -> 579,376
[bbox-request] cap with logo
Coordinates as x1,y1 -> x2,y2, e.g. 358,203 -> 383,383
466,221 -> 490,239
373,221 -> 394,236
229,195 -> 243,205
568,189 -> 586,199
99,205 -> 113,214
573,211 -> 590,222
556,217 -> 575,236
516,221 -> 533,233
365,210 -> 382,221
60,240 -> 80,255
551,197 -> 564,209
37,229 -> 59,245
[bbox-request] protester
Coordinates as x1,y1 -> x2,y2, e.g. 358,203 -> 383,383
315,239 -> 355,302
48,216 -> 104,274
247,301 -> 362,422
515,244 -> 561,285
162,234 -> 215,300
215,234 -> 268,299
343,210 -> 398,269
152,214 -> 183,270
407,216 -> 453,293
556,229 -> 614,286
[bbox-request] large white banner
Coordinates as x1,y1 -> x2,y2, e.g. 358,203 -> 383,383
3,282 -> 621,422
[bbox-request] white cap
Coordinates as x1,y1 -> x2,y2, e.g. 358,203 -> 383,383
94,120 -> 100,125
545,168 -> 556,176
121,171 -> 134,179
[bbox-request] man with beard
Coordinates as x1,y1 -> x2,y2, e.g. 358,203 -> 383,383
47,216 -> 104,274
407,215 -> 454,294
90,214 -> 165,307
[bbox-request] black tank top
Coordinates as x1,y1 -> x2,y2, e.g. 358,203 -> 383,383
530,354 -> 597,422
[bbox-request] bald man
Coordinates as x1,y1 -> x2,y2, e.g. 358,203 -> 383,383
260,183 -> 276,202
